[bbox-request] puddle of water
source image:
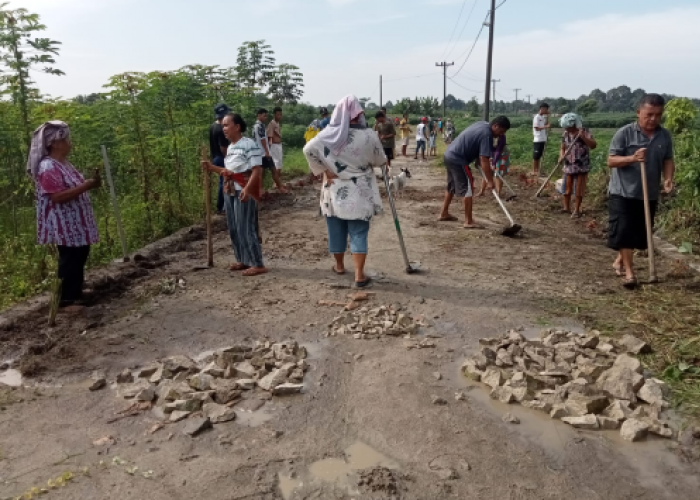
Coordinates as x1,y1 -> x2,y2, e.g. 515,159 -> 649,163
234,402 -> 277,427
308,441 -> 398,487
0,369 -> 23,387
278,473 -> 304,500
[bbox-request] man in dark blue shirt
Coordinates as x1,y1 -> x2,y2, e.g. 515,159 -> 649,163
438,116 -> 510,228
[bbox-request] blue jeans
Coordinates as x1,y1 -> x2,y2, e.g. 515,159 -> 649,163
415,140 -> 426,154
213,156 -> 225,213
326,217 -> 370,255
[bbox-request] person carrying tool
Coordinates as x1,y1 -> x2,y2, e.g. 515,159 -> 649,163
267,107 -> 288,194
559,113 -> 597,218
476,133 -> 510,198
607,93 -> 675,289
303,95 -> 385,289
210,103 -> 231,215
399,113 -> 412,157
438,116 -> 511,228
375,110 -> 396,168
532,102 -> 551,177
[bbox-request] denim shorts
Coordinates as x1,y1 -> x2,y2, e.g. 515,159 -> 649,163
416,140 -> 426,153
326,216 -> 370,254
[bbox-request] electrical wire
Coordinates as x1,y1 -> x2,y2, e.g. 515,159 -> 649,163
439,0 -> 470,60
447,77 -> 483,94
384,73 -> 440,83
450,11 -> 489,78
445,0 -> 479,59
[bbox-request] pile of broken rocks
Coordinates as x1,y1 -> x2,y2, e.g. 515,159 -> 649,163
91,340 -> 308,435
327,305 -> 421,339
462,328 -> 674,442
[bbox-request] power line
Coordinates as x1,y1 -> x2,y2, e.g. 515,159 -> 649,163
445,0 -> 479,59
450,11 -> 489,78
447,77 -> 483,94
440,0 -> 470,60
384,72 -> 440,83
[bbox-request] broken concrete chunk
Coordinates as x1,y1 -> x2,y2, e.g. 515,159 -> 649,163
88,371 -> 107,391
612,354 -> 642,374
188,373 -> 214,392
136,386 -> 156,402
502,412 -> 520,424
118,380 -> 151,399
521,399 -> 553,413
201,362 -> 225,378
490,386 -> 515,404
620,418 -> 650,442
630,405 -> 661,421
184,391 -> 215,403
550,404 -> 569,419
562,414 -> 599,430
461,360 -> 483,381
272,383 -> 304,396
602,400 -> 633,422
215,351 -> 244,369
618,334 -> 651,355
116,369 -> 134,384
169,410 -> 191,422
183,417 -> 212,437
162,355 -> 197,374
258,369 -> 288,392
637,378 -> 669,407
236,379 -> 256,391
233,361 -> 257,378
481,368 -> 504,389
149,365 -> 173,384
596,366 -> 643,402
137,365 -> 160,379
564,393 -> 609,417
203,403 -> 237,423
597,416 -> 621,430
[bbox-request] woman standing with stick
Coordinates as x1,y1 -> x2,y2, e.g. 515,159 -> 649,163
201,113 -> 267,277
28,121 -> 101,313
559,113 -> 597,218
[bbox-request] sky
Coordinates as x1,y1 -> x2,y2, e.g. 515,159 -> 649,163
15,0 -> 700,106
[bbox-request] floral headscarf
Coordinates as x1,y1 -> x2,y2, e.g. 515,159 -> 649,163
27,121 -> 70,179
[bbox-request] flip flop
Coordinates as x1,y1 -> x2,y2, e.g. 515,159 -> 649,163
612,265 -> 625,277
354,277 -> 373,289
463,224 -> 484,230
332,266 -> 346,275
622,276 -> 638,289
229,263 -> 249,271
242,267 -> 268,277
438,215 -> 459,222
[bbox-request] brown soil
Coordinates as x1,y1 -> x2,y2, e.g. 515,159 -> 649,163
0,154 -> 698,500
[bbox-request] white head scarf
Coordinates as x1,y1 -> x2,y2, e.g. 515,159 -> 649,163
316,95 -> 366,155
27,121 -> 70,179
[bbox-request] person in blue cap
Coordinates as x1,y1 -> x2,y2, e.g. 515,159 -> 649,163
210,103 -> 231,214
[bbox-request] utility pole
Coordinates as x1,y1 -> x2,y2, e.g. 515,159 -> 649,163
483,0 -> 496,121
525,94 -> 532,104
435,61 -> 454,118
379,75 -> 383,109
513,88 -> 521,113
491,79 -> 500,114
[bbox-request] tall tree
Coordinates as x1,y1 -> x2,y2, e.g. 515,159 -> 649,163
0,5 -> 64,146
268,64 -> 304,105
236,40 -> 276,91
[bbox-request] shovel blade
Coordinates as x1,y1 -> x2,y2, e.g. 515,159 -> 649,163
501,224 -> 522,237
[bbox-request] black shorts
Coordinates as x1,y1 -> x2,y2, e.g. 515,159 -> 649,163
533,142 -> 546,160
383,147 -> 394,161
445,160 -> 474,198
607,195 -> 657,251
262,156 -> 275,169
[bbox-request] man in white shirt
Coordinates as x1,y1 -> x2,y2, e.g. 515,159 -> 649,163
532,102 -> 551,176
414,117 -> 428,161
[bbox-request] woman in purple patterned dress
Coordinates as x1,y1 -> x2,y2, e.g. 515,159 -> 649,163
27,121 -> 101,312
559,113 -> 597,218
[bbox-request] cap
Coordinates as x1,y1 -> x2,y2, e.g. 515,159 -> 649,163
215,103 -> 231,119
421,117 -> 427,122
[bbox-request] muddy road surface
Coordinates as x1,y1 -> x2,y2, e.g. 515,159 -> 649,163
1,153 -> 699,500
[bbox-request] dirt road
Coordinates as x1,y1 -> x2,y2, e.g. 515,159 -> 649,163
1,153 -> 698,500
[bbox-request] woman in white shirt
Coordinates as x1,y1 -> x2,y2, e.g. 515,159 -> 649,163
201,113 -> 267,276
304,95 -> 385,288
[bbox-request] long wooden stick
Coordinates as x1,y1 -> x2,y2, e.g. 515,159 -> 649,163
534,132 -> 581,198
101,145 -> 128,261
201,146 -> 214,267
640,160 -> 658,283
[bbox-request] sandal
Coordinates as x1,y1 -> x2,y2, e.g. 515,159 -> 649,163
571,211 -> 582,219
332,266 -> 346,275
242,267 -> 268,277
612,264 -> 625,277
622,276 -> 638,289
230,263 -> 250,271
354,277 -> 373,289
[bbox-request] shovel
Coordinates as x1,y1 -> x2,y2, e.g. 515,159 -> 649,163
640,160 -> 658,283
495,171 -> 517,201
381,164 -> 420,274
535,132 -> 581,198
477,166 -> 521,237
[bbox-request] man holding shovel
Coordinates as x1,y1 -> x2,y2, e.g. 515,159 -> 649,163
607,93 -> 675,289
438,116 -> 511,229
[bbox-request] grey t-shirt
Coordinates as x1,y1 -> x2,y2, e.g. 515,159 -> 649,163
608,122 -> 673,201
444,121 -> 493,167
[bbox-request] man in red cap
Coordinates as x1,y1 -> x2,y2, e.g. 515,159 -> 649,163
414,117 -> 428,161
